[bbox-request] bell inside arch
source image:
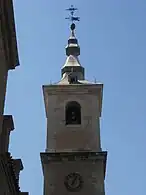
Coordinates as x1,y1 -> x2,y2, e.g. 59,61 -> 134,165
65,101 -> 81,125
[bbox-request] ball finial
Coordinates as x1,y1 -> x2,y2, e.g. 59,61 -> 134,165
71,23 -> 76,31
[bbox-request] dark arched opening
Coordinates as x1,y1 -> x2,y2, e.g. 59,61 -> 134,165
65,101 -> 81,125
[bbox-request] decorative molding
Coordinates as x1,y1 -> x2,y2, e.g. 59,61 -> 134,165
43,84 -> 103,95
41,151 -> 107,160
0,152 -> 21,193
40,151 -> 107,177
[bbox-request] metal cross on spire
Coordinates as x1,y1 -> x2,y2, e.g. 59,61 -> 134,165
65,5 -> 80,24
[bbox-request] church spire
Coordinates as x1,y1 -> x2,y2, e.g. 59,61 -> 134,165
61,6 -> 84,80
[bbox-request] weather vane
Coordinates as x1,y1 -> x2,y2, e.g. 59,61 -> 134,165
65,5 -> 80,24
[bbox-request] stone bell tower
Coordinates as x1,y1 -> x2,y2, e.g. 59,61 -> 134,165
41,6 -> 107,195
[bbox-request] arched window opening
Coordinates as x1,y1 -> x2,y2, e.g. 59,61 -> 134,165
65,101 -> 81,125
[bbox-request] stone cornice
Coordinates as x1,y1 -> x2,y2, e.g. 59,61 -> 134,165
0,153 -> 28,194
43,83 -> 103,95
13,159 -> 23,181
2,115 -> 14,131
0,152 -> 20,193
0,0 -> 19,69
41,151 -> 107,178
41,151 -> 107,162
0,115 -> 14,153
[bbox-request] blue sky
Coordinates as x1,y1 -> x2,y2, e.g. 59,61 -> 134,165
4,0 -> 146,194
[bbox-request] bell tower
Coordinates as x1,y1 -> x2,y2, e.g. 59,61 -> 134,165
41,5 -> 107,195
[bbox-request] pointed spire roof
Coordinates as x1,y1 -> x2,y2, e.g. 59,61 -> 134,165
62,55 -> 81,68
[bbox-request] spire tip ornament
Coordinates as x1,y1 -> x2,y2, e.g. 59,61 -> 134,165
65,5 -> 80,56
65,5 -> 80,30
71,23 -> 76,31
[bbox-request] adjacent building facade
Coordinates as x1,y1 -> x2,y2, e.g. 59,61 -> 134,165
41,22 -> 107,194
0,0 -> 19,135
0,0 -> 28,194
